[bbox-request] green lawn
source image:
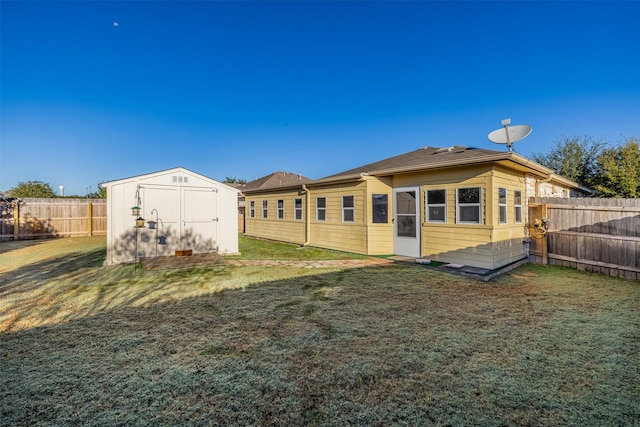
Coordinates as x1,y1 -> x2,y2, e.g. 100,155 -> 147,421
229,235 -> 370,260
0,236 -> 638,426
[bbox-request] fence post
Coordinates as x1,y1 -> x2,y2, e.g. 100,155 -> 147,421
541,203 -> 548,265
88,202 -> 93,236
13,201 -> 19,240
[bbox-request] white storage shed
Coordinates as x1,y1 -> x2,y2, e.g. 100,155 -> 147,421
101,167 -> 239,266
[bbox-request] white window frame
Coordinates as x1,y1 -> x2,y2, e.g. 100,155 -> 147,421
316,197 -> 326,222
456,187 -> 482,224
499,187 -> 507,224
514,190 -> 523,224
277,199 -> 284,220
426,189 -> 447,223
342,195 -> 355,223
262,200 -> 268,219
294,198 -> 303,221
249,201 -> 255,218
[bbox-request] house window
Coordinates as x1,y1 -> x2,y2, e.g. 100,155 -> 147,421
426,189 -> 446,223
316,197 -> 326,221
372,194 -> 388,223
262,200 -> 268,219
499,187 -> 507,224
277,199 -> 284,220
514,190 -> 523,224
456,187 -> 481,224
294,198 -> 303,221
342,195 -> 355,222
249,201 -> 255,218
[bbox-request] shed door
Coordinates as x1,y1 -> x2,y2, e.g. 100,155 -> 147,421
393,187 -> 420,258
181,188 -> 218,252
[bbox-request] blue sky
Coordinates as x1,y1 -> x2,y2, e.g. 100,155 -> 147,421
1,1 -> 639,196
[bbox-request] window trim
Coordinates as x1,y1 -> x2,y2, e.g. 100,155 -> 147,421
316,197 -> 326,222
514,190 -> 523,224
294,198 -> 303,221
498,187 -> 507,224
342,195 -> 355,223
456,187 -> 482,224
426,189 -> 447,223
262,200 -> 268,219
277,199 -> 284,220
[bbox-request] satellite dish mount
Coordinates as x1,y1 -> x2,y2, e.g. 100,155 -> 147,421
488,118 -> 532,152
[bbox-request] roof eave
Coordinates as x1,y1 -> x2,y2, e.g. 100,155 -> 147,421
241,183 -> 308,195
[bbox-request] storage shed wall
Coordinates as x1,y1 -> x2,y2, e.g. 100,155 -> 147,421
104,169 -> 238,266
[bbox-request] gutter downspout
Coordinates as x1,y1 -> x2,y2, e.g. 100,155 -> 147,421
302,184 -> 311,246
535,175 -> 553,197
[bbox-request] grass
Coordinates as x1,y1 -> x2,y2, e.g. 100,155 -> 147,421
1,236 -> 638,426
228,235 -> 370,260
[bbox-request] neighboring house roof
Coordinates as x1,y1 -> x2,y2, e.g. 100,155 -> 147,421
239,171 -> 313,192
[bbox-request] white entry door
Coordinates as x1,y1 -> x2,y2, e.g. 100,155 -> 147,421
393,187 -> 420,258
181,187 -> 218,252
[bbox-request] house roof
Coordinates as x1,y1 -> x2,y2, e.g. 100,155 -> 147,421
313,146 -> 584,190
239,171 -> 313,192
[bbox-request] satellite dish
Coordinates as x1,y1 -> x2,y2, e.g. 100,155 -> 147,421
488,118 -> 532,152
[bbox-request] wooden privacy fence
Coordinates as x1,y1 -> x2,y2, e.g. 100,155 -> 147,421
0,198 -> 106,240
528,197 -> 640,280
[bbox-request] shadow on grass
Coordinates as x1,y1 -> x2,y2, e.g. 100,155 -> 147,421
1,264 -> 638,426
0,248 -> 106,290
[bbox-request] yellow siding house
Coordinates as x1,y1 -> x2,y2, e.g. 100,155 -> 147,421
242,147 -> 589,270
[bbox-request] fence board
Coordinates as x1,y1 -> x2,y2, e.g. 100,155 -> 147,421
529,197 -> 639,279
0,198 -> 106,240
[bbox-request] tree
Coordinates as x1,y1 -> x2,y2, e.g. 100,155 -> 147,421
223,177 -> 247,185
594,137 -> 640,198
90,184 -> 107,199
531,136 -> 605,189
7,181 -> 57,198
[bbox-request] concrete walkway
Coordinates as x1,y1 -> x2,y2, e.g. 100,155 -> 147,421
227,258 -> 394,269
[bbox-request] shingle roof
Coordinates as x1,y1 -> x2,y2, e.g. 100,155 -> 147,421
318,146 -> 511,181
240,171 -> 313,192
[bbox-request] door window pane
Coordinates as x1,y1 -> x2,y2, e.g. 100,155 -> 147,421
397,191 -> 416,215
396,191 -> 417,237
397,215 -> 416,237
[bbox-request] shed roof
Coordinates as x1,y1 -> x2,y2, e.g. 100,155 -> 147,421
100,167 -> 239,192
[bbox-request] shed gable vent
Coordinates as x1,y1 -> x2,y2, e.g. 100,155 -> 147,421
172,176 -> 188,183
